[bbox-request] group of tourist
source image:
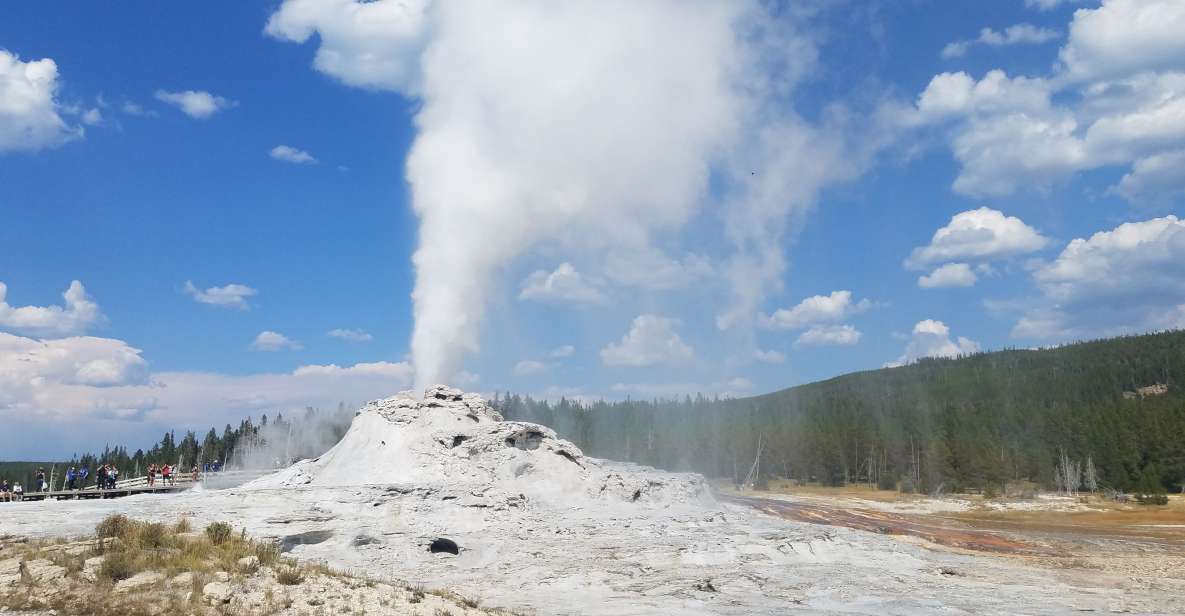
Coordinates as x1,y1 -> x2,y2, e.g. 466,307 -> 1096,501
0,479 -> 25,501
2,459 -> 223,500
146,463 -> 178,486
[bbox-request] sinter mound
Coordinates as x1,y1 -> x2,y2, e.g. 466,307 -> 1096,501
251,385 -> 711,506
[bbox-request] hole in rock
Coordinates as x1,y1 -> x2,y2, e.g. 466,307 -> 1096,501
451,435 -> 468,448
631,489 -> 643,502
506,430 -> 545,451
429,537 -> 460,555
280,530 -> 334,553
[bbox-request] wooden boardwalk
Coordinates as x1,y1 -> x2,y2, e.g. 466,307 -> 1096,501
18,482 -> 194,501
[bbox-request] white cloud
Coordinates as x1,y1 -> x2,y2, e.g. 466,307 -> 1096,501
914,1 -> 1185,200
512,360 -> 548,377
1112,149 -> 1185,208
80,108 -> 102,126
183,281 -> 257,310
1016,215 -> 1185,338
121,101 -> 156,117
270,144 -> 317,164
795,324 -> 862,347
265,0 -> 431,92
0,50 -> 81,152
1058,0 -> 1185,82
760,290 -> 870,330
942,24 -> 1059,59
549,345 -> 575,359
603,248 -> 714,291
609,377 -> 752,399
518,263 -> 607,304
1025,0 -> 1086,10
0,280 -> 102,337
918,263 -> 978,288
154,89 -> 236,119
906,208 -> 1048,269
600,315 -> 694,367
753,349 -> 785,364
250,331 -> 303,352
0,333 -> 148,392
327,328 -> 373,342
887,320 -> 980,367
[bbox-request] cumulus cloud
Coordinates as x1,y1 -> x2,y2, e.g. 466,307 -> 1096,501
760,291 -> 870,330
753,349 -> 786,364
913,0 -> 1185,202
183,281 -> 257,310
0,50 -> 81,152
1112,150 -> 1185,208
1016,215 -> 1185,338
942,24 -> 1059,59
512,360 -> 548,377
250,331 -> 302,352
0,280 -> 102,337
270,144 -> 317,164
600,315 -> 694,367
154,89 -> 237,119
518,263 -> 607,305
918,263 -> 978,288
549,345 -> 575,359
887,320 -> 980,367
795,324 -> 862,347
327,328 -> 372,342
264,0 -> 431,92
906,208 -> 1048,269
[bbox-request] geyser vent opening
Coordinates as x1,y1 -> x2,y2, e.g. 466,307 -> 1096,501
429,537 -> 460,555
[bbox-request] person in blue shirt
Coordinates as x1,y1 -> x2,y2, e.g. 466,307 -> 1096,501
78,466 -> 89,489
67,467 -> 77,490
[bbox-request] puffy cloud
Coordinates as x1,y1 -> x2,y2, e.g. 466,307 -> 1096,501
918,263 -> 978,288
906,208 -> 1048,269
0,333 -> 148,391
942,24 -> 1059,59
887,320 -> 980,367
1025,0 -> 1086,10
518,263 -> 607,304
1016,216 -> 1185,338
183,281 -> 257,310
264,0 -> 431,92
0,280 -> 102,337
914,1 -> 1185,199
250,331 -> 303,352
600,315 -> 693,367
80,108 -> 102,126
327,328 -> 372,342
154,89 -> 236,119
549,345 -> 575,359
795,324 -> 862,347
0,50 -> 81,152
753,349 -> 785,364
1058,0 -> 1185,83
760,290 -> 870,330
512,360 -> 548,377
1112,150 -> 1185,208
270,145 -> 317,164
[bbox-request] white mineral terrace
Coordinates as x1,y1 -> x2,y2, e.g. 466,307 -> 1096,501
1,387 -> 1177,615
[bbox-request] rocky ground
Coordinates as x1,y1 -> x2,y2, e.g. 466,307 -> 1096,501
2,387 -> 1181,615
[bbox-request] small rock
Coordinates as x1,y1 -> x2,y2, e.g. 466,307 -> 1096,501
22,559 -> 66,583
693,579 -> 718,593
114,571 -> 164,593
170,572 -> 194,587
214,570 -> 230,582
203,581 -> 233,604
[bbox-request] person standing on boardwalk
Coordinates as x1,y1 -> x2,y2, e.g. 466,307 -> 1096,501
12,482 -> 23,501
1,479 -> 9,502
147,463 -> 156,487
96,465 -> 107,490
78,466 -> 88,489
34,468 -> 46,492
67,466 -> 77,490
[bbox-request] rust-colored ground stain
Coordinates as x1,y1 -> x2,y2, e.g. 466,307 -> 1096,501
721,493 -> 1047,556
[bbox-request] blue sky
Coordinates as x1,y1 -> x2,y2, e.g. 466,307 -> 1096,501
3,0 -> 1185,458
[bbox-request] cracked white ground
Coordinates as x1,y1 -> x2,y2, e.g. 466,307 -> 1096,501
2,387 -> 1178,615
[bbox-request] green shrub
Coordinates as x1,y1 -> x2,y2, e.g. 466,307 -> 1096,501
205,522 -> 233,545
877,472 -> 898,492
1136,492 -> 1169,505
136,522 -> 169,549
276,566 -> 304,586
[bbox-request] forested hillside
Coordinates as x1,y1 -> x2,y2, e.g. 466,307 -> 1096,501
498,330 -> 1185,494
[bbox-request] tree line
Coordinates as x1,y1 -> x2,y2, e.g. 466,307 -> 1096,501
497,330 -> 1185,496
